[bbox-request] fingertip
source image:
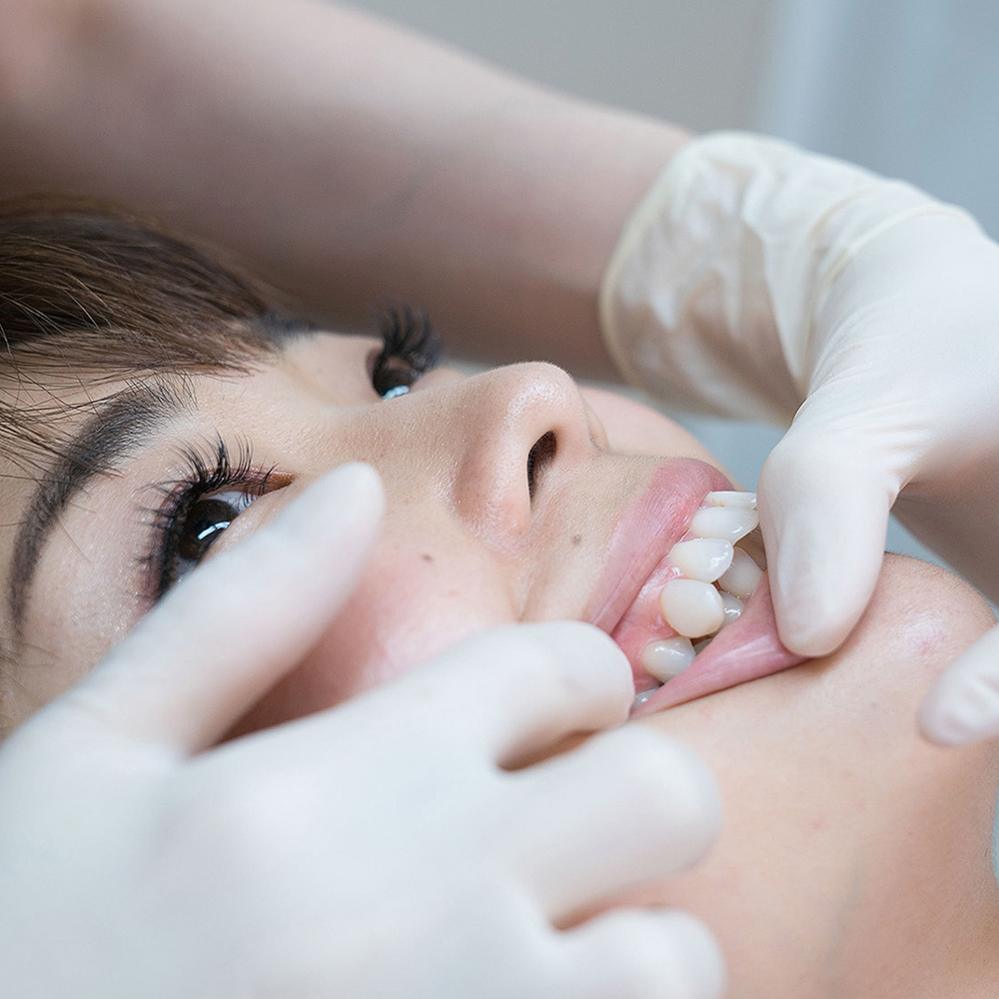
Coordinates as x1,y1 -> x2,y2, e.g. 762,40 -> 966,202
659,912 -> 728,999
274,461 -> 385,545
762,511 -> 880,657
759,439 -> 891,659
770,581 -> 865,658
918,689 -> 995,748
918,639 -> 999,747
529,621 -> 636,707
315,461 -> 385,519
917,691 -> 975,747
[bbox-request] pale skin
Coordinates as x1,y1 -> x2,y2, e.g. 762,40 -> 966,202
2,331 -> 998,997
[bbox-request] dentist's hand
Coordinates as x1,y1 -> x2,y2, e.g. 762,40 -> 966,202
920,624 -> 999,746
0,463 -> 725,999
761,207 -> 999,749
600,131 -> 999,666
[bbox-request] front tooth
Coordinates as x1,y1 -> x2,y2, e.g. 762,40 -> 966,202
659,579 -> 725,638
718,549 -> 763,599
721,591 -> 744,624
703,490 -> 757,509
667,538 -> 733,582
689,504 -> 759,543
641,637 -> 696,683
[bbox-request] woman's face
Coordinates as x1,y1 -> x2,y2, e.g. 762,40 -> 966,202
5,326 -> 997,997
0,328 -> 730,733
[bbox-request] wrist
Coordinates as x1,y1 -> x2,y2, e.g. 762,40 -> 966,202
599,131 -> 975,421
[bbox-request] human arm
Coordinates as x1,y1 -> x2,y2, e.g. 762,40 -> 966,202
0,0 -> 685,376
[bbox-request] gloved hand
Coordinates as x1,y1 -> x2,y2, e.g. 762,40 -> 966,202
0,462 -> 725,999
599,132 -> 999,691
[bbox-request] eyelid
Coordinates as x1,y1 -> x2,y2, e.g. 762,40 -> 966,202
136,435 -> 290,603
369,306 -> 444,399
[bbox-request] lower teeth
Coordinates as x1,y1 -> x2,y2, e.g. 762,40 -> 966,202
640,490 -> 761,690
640,636 -> 696,683
632,689 -> 658,708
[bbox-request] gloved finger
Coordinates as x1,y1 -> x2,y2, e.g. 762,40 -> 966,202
758,428 -> 893,656
41,463 -> 383,755
507,726 -> 721,919
919,622 -> 999,746
358,621 -> 634,768
558,907 -> 725,999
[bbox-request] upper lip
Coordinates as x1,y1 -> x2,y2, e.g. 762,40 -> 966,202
583,458 -> 732,637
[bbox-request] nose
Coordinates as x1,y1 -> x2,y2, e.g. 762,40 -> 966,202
448,362 -> 601,538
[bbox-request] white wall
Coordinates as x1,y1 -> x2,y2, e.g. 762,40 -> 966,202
348,0 -> 774,130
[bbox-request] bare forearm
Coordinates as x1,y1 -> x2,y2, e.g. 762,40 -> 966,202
0,0 -> 687,373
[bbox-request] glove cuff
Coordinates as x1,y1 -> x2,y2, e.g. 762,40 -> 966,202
598,131 -> 978,423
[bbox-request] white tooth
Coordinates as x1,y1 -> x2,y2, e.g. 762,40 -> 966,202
721,591 -> 744,625
703,490 -> 757,510
667,538 -> 733,583
632,688 -> 660,709
659,579 -> 725,638
641,637 -> 696,683
689,505 -> 759,543
718,548 -> 763,599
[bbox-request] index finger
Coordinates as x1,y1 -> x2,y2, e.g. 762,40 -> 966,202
347,621 -> 635,767
920,622 -> 999,746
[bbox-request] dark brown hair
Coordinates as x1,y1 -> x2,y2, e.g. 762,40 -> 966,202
0,196 -> 314,724
0,194 -> 307,474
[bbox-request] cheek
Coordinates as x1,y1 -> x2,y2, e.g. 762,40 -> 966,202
581,386 -> 714,462
12,527 -> 142,726
222,541 -> 512,738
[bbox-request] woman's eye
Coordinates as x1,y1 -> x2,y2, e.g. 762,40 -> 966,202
371,355 -> 420,400
173,488 -> 256,582
369,306 -> 442,400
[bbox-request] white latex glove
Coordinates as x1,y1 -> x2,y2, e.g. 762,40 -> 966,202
0,462 -> 725,999
600,132 -> 999,737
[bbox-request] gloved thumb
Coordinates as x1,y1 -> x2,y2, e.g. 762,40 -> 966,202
920,623 -> 999,746
758,428 -> 895,657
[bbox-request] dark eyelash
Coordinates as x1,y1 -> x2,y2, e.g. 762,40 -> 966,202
372,305 -> 443,382
135,305 -> 438,603
136,435 -> 276,603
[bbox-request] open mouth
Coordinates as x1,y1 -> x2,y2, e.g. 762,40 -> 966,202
587,460 -> 808,715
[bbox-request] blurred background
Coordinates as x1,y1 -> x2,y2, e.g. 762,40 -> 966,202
345,0 -> 999,566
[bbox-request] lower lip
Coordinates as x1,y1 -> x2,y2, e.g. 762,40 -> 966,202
629,573 -> 808,716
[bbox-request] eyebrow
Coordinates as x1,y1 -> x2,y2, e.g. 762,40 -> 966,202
8,378 -> 195,639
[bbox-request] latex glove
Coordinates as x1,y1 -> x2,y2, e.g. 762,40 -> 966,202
919,625 -> 999,745
600,132 -> 999,670
0,462 -> 725,999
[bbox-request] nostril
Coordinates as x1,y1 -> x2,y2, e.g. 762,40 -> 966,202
526,431 -> 557,500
